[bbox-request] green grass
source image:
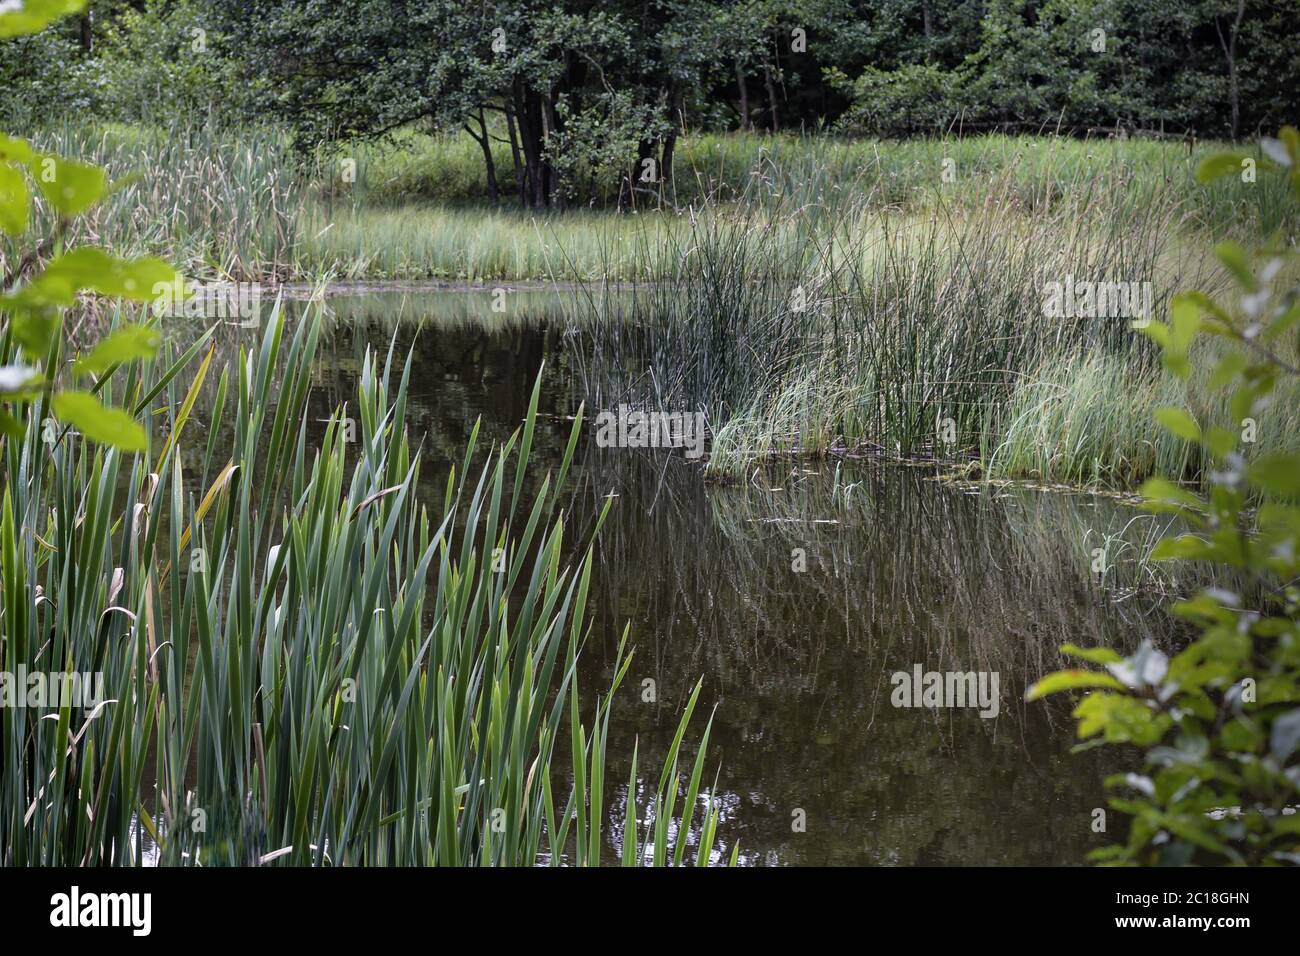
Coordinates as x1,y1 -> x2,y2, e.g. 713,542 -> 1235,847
300,202 -> 679,281
336,127 -> 1290,235
566,170 -> 1293,486
6,120 -> 1295,488
6,122 -> 1289,284
4,122 -> 303,282
0,304 -> 728,866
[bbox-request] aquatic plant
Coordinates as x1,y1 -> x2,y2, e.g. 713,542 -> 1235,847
0,302 -> 727,866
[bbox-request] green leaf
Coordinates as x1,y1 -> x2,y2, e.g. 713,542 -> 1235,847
8,306 -> 61,354
1210,352 -> 1247,389
72,324 -> 161,377
1213,242 -> 1255,291
1073,693 -> 1167,745
1060,644 -> 1124,666
1139,477 -> 1204,515
41,247 -> 177,301
1159,293 -> 1204,379
1203,426 -> 1238,458
1026,669 -> 1124,701
1154,407 -> 1201,443
1248,453 -> 1300,498
0,163 -> 29,236
1195,152 -> 1252,184
0,410 -> 25,440
0,0 -> 87,37
0,136 -> 34,164
51,390 -> 147,451
1150,535 -> 1213,561
29,153 -> 107,217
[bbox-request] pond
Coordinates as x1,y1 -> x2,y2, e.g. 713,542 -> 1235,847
179,288 -> 1187,866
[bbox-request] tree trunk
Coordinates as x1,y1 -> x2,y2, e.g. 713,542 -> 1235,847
1216,0 -> 1246,141
504,101 -> 526,205
763,60 -> 780,133
514,80 -> 549,208
465,110 -> 499,205
543,95 -> 564,210
622,139 -> 657,211
736,60 -> 751,131
80,9 -> 93,54
661,130 -> 678,205
527,90 -> 549,208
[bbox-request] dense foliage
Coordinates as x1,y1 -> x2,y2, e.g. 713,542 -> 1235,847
5,1 -> 1297,206
1029,132 -> 1300,865
1,0 -> 178,453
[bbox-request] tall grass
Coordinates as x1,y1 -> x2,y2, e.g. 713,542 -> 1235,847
0,304 -> 728,866
6,122 -> 1286,284
327,126 -> 1290,236
2,122 -> 304,282
10,120 -> 1294,487
564,166 -> 1292,484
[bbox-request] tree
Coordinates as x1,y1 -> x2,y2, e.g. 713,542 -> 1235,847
215,1 -> 717,209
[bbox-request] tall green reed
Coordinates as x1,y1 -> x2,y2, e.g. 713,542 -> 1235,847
1,302 -> 727,866
562,165 -> 1286,486
1,122 -> 303,282
8,123 -> 1282,285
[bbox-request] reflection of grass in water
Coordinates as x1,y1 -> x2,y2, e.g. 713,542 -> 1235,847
309,288 -> 619,332
565,447 -> 1187,708
560,447 -> 1169,864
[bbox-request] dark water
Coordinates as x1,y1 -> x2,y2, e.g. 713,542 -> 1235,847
243,291 -> 1182,865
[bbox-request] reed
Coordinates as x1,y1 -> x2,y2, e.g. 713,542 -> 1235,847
0,303 -> 727,866
1,121 -> 304,282
6,122 -> 1285,285
564,164 -> 1300,485
327,127 -> 1290,236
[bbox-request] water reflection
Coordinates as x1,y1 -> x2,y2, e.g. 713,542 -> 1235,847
168,292 -> 1190,865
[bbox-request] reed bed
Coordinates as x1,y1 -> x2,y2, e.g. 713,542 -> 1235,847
6,122 -> 1284,285
1,122 -> 303,282
329,127 -> 1287,235
9,121 -> 1293,487
0,303 -> 727,866
564,168 -> 1299,485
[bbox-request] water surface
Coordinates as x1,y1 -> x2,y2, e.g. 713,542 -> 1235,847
231,291 -> 1184,865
